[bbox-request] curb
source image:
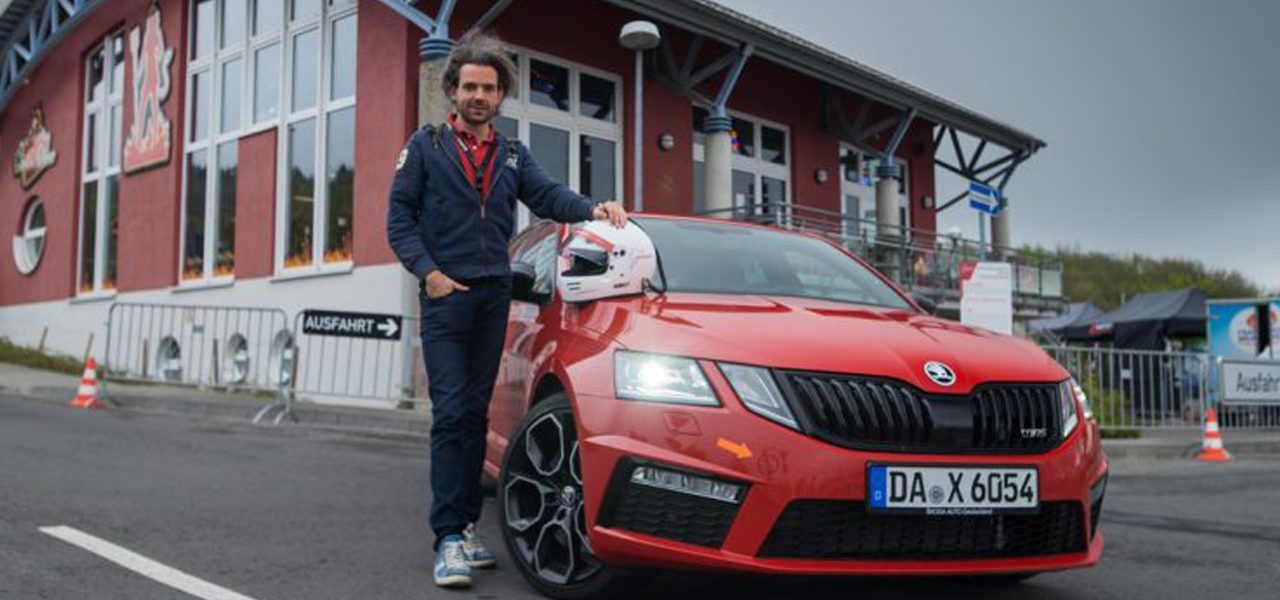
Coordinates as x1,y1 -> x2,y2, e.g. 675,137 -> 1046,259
1102,438 -> 1280,460
6,382 -> 431,440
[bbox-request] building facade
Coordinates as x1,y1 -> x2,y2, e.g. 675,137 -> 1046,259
0,0 -> 1058,403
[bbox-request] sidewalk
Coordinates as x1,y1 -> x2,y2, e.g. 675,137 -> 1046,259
0,361 -> 430,438
4,361 -> 1279,457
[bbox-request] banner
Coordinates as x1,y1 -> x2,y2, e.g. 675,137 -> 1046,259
960,261 -> 1013,335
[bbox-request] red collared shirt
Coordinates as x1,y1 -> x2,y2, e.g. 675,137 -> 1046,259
447,113 -> 499,199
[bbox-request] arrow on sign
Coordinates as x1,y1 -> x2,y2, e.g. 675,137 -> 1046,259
377,318 -> 399,338
716,437 -> 752,460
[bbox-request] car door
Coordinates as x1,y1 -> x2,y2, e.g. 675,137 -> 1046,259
487,222 -> 558,464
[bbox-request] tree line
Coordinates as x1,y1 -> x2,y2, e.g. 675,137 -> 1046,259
1020,246 -> 1263,310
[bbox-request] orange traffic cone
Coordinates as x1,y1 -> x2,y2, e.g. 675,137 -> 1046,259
71,358 -> 105,409
1195,407 -> 1231,462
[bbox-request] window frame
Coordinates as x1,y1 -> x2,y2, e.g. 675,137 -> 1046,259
837,141 -> 910,233
179,0 -> 260,286
272,0 -> 358,276
78,31 -> 126,298
14,198 -> 46,275
496,46 -> 625,232
691,106 -> 792,223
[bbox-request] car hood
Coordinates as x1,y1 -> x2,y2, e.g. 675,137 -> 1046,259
577,293 -> 1067,394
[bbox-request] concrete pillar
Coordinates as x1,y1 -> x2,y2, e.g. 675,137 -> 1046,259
992,203 -> 1011,254
874,162 -> 902,238
702,112 -> 733,218
403,37 -> 455,403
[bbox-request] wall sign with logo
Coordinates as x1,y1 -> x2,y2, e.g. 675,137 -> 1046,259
123,1 -> 175,173
12,106 -> 57,189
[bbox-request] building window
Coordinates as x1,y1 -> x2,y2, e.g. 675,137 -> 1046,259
494,49 -> 622,232
183,0 -> 247,282
279,0 -> 357,271
838,143 -> 909,238
14,198 -> 46,275
183,0 -> 355,279
80,32 -> 125,295
692,106 -> 791,223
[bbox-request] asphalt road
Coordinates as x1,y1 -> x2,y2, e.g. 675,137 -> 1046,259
2,392 -> 1278,600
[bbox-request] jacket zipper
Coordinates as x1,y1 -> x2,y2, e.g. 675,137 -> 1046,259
439,128 -> 495,269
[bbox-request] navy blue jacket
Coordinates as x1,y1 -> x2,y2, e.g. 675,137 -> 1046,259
386,123 -> 597,281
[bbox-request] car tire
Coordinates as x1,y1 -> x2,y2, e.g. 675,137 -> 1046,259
498,393 -> 654,599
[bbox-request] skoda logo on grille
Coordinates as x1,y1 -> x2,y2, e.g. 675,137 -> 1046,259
923,361 -> 956,386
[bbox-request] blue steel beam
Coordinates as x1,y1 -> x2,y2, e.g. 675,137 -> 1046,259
653,33 -> 751,134
0,0 -> 107,113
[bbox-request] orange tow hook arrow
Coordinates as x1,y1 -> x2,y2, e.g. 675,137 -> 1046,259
716,437 -> 752,460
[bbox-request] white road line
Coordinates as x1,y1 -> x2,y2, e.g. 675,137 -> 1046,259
39,525 -> 259,600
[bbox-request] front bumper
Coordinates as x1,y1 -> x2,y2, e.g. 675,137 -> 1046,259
573,373 -> 1108,575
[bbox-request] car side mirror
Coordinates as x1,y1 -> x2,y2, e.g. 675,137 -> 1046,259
511,261 -> 551,305
910,292 -> 938,315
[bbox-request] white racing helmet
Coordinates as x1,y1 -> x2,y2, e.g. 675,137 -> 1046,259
556,221 -> 658,303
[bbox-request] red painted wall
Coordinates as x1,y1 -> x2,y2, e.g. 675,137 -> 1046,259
234,128 -> 276,279
352,0 -> 413,268
0,0 -> 188,306
117,0 -> 187,292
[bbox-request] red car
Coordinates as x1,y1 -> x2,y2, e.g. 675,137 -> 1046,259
486,215 -> 1106,599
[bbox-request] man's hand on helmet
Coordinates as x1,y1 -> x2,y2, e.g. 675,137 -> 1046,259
591,200 -> 628,228
424,270 -> 471,299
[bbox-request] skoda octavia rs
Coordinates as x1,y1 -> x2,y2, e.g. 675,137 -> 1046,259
486,215 -> 1106,599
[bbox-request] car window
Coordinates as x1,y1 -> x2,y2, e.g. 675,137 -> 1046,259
634,217 -> 911,310
510,221 -> 558,295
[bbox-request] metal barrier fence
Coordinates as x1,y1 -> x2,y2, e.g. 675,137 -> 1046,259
283,310 -> 421,410
104,302 -> 293,395
1044,345 -> 1280,430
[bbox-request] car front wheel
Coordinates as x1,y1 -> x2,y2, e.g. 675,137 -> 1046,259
498,393 -> 652,599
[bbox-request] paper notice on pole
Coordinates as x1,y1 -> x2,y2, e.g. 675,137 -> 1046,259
960,261 -> 1013,335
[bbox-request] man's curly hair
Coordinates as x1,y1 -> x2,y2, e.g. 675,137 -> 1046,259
440,31 -> 517,96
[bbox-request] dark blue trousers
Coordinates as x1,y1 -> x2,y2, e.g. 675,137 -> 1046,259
421,276 -> 511,548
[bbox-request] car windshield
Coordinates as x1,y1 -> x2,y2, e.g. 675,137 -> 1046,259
634,218 -> 913,310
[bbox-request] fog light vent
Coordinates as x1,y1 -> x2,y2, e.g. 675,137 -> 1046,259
630,464 -> 743,504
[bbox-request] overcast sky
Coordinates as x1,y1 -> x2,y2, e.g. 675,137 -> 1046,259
718,0 -> 1280,289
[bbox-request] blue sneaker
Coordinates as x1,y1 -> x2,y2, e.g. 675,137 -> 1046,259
463,523 -> 497,568
434,535 -> 472,588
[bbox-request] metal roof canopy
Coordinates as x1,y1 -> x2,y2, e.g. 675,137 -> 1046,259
606,0 -> 1046,156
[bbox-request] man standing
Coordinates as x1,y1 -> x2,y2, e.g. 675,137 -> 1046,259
386,32 -> 627,589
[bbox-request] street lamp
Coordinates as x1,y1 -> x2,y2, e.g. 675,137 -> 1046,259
619,21 -> 660,213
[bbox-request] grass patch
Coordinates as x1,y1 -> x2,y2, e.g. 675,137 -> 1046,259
1099,428 -> 1141,439
0,336 -> 87,377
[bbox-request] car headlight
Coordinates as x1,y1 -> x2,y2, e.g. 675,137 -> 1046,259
1059,378 -> 1082,437
718,363 -> 798,429
1072,379 -> 1094,421
614,351 -> 718,406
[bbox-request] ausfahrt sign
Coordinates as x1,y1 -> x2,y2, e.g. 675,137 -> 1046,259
1220,359 -> 1280,404
302,309 -> 401,341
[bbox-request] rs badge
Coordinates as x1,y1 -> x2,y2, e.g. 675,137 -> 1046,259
395,148 -> 408,170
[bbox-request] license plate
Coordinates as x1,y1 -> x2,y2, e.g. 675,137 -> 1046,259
867,465 -> 1038,515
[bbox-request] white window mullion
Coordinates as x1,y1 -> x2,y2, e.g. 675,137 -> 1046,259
314,11 -> 334,265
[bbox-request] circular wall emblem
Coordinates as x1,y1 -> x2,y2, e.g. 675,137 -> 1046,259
923,361 -> 956,386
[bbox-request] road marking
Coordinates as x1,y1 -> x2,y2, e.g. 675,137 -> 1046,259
39,525 -> 259,600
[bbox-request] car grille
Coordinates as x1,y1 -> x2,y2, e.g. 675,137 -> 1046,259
758,500 -> 1087,560
774,371 -> 1063,454
596,460 -> 741,548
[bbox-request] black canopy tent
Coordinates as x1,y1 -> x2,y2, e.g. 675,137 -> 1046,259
1061,288 -> 1207,350
1029,302 -> 1104,340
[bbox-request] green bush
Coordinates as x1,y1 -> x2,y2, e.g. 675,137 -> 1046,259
1077,375 -> 1141,438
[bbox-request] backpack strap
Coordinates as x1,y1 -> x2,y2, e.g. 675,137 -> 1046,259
504,138 -> 521,170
